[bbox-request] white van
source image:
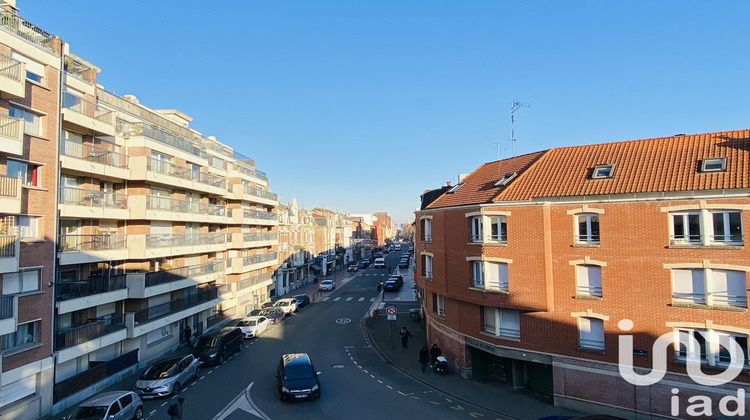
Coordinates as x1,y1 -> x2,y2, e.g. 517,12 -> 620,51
373,257 -> 386,268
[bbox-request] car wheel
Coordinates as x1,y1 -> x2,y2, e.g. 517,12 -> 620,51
218,355 -> 225,365
172,382 -> 181,395
193,367 -> 200,380
133,406 -> 144,420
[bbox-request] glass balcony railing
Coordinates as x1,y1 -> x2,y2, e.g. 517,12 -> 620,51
237,273 -> 273,290
147,195 -> 226,216
60,138 -> 128,168
59,234 -> 128,252
118,120 -> 206,158
242,252 -> 278,266
243,186 -> 278,201
146,233 -> 227,248
147,159 -> 226,189
144,260 -> 226,288
62,92 -> 114,125
243,209 -> 278,220
0,12 -> 56,52
133,287 -> 219,324
60,186 -> 128,209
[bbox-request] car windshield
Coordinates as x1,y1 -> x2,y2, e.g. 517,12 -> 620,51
259,309 -> 276,317
237,320 -> 256,327
194,336 -> 221,348
140,360 -> 177,380
284,364 -> 315,380
274,301 -> 288,307
70,406 -> 108,419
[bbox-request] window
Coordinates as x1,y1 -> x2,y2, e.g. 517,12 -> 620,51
447,183 -> 464,193
672,268 -> 747,308
432,293 -> 445,317
1,320 -> 40,351
711,211 -> 743,244
421,254 -> 433,279
671,212 -> 701,244
6,160 -> 40,187
576,265 -> 602,297
576,214 -> 600,244
700,157 -> 727,173
2,269 -> 40,294
9,106 -> 42,136
420,218 -> 432,242
579,317 -> 605,350
482,307 -> 520,339
470,217 -> 483,242
17,216 -> 40,239
676,329 -> 749,367
485,262 -> 508,292
494,172 -> 517,187
471,261 -> 483,287
591,164 -> 615,179
11,52 -> 44,84
489,216 -> 507,243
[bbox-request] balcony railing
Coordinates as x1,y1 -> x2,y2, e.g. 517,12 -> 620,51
55,314 -> 126,351
148,196 -> 226,216
243,186 -> 278,201
55,275 -> 127,301
147,159 -> 226,189
60,138 -> 128,168
60,186 -> 128,209
236,164 -> 268,181
59,234 -> 128,252
117,120 -> 206,158
145,260 -> 226,288
0,12 -> 56,52
0,113 -> 21,140
146,232 -> 227,248
0,295 -> 13,319
0,235 -> 16,257
576,285 -> 602,298
0,175 -> 18,197
0,53 -> 23,83
64,56 -> 93,84
62,91 -> 114,125
133,287 -> 219,324
242,252 -> 278,266
244,209 -> 278,220
238,273 -> 273,290
241,232 -> 278,242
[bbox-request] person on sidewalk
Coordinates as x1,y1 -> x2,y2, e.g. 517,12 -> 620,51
183,325 -> 192,348
419,346 -> 430,372
168,397 -> 185,419
429,343 -> 442,368
400,326 -> 413,348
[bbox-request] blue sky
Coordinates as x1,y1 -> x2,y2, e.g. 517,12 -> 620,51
20,1 -> 750,225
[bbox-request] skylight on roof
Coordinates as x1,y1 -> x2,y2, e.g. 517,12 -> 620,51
494,172 -> 517,187
591,164 -> 615,179
700,157 -> 726,173
447,183 -> 464,193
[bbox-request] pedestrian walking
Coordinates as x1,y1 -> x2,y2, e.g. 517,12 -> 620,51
419,346 -> 430,372
183,325 -> 192,348
399,326 -> 413,348
429,343 -> 442,367
168,397 -> 185,419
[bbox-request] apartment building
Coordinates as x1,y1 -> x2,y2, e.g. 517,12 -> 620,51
276,199 -> 315,296
0,3 -> 278,417
416,130 -> 750,418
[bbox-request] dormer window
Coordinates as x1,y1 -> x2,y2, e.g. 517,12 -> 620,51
700,157 -> 726,173
447,183 -> 464,193
494,172 -> 517,187
591,164 -> 615,179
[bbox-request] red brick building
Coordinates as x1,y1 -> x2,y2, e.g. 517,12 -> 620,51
416,130 -> 750,418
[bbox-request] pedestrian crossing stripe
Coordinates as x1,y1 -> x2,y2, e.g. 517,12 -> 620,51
346,297 -> 353,301
333,297 -> 342,301
320,297 -> 399,303
358,297 -> 365,301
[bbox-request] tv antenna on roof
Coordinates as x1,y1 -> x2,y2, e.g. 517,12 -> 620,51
510,100 -> 531,157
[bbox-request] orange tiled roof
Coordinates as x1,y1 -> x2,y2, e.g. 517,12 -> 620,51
426,151 -> 546,209
499,129 -> 750,201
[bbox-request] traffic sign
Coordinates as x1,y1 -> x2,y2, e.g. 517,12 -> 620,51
385,306 -> 397,316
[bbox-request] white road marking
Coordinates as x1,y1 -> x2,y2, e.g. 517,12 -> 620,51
346,297 -> 353,301
358,297 -> 365,301
333,297 -> 342,301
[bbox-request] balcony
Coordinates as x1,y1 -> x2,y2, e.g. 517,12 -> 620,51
58,233 -> 129,265
128,195 -> 227,224
128,288 -> 220,338
59,186 -> 129,220
231,232 -> 278,249
230,163 -> 268,183
0,12 -> 56,52
129,232 -> 227,260
0,52 -> 25,98
237,272 -> 273,291
0,113 -> 22,155
0,234 -> 19,274
0,295 -> 17,336
126,260 -> 227,299
231,183 -> 278,206
60,138 -> 130,179
128,156 -> 226,195
55,275 -> 128,315
55,313 -> 127,351
0,175 -> 21,214
62,91 -> 116,136
117,120 -> 206,160
231,208 -> 278,226
230,251 -> 278,273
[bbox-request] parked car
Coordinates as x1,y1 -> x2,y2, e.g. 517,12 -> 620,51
274,298 -> 298,315
398,258 -> 410,268
134,354 -> 199,399
259,307 -> 285,324
382,280 -> 400,292
236,316 -> 270,338
389,274 -> 404,288
192,327 -> 243,365
347,263 -> 359,272
277,353 -> 321,401
293,294 -> 310,309
261,301 -> 275,308
373,257 -> 386,268
357,260 -> 369,269
318,280 -> 335,291
65,390 -> 143,420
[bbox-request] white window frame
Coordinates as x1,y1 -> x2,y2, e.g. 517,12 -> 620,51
700,157 -> 726,172
470,216 -> 483,242
710,210 -> 743,244
433,293 -> 445,317
471,261 -> 484,287
670,212 -> 702,244
575,214 -> 600,244
6,159 -> 41,187
576,265 -> 602,297
9,105 -> 42,136
420,217 -> 432,242
591,164 -> 615,179
1,320 -> 40,352
489,215 -> 507,243
675,329 -> 749,367
17,216 -> 40,240
482,307 -> 520,339
671,268 -> 747,308
578,317 -> 605,350
2,268 -> 41,294
421,254 -> 433,279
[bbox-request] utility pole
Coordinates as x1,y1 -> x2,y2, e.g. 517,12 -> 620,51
510,101 -> 531,157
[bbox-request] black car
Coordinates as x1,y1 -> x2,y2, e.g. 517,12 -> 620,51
383,280 -> 400,292
293,294 -> 310,309
277,353 -> 321,401
357,260 -> 369,269
192,327 -> 243,365
398,259 -> 409,268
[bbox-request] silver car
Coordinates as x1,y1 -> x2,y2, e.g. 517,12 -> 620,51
66,390 -> 143,420
135,354 -> 200,398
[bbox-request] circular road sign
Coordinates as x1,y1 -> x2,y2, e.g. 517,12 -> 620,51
385,306 -> 397,316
